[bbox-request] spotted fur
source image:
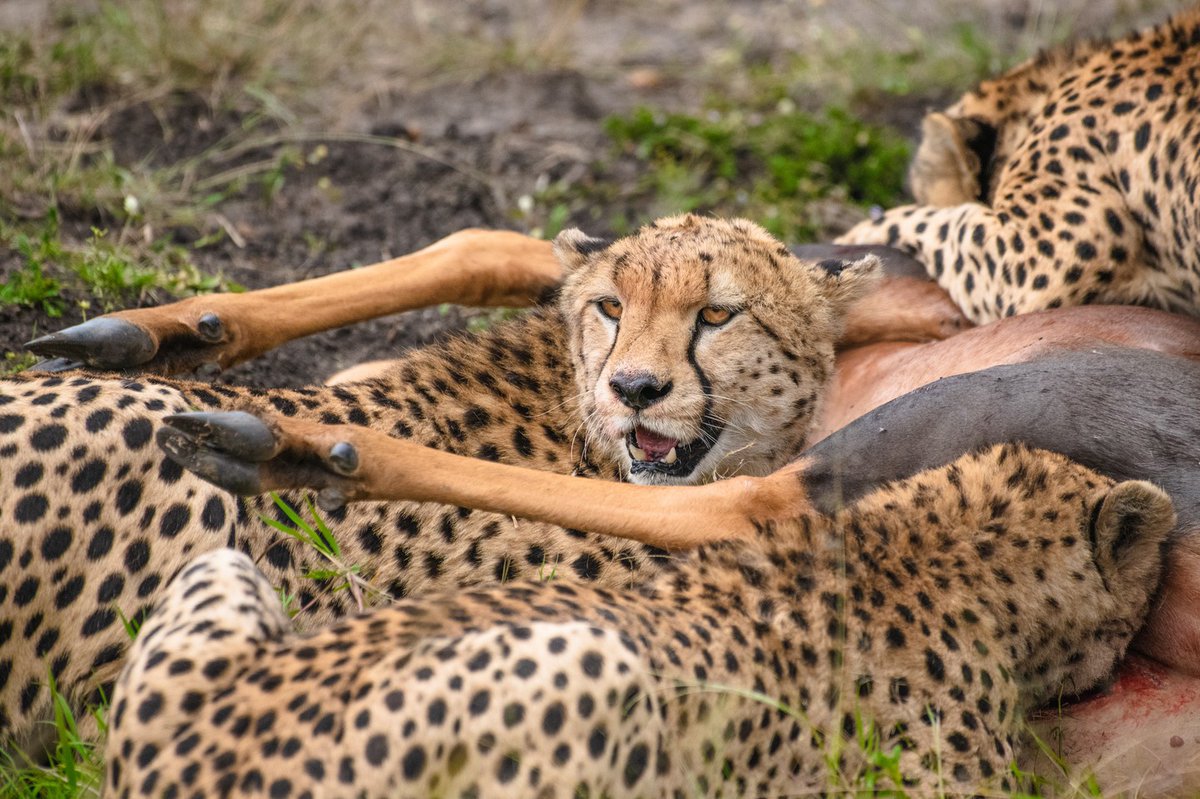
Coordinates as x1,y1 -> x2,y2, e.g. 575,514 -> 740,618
0,215 -> 873,753
105,445 -> 1174,797
557,215 -> 876,484
839,8 -> 1200,323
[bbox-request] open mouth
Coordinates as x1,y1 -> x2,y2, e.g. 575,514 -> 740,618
625,424 -> 717,478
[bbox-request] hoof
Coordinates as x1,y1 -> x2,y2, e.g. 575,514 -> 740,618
161,412 -> 280,462
317,486 -> 349,512
26,317 -> 157,369
196,312 -> 224,343
28,357 -> 85,373
328,441 -> 359,475
156,426 -> 267,495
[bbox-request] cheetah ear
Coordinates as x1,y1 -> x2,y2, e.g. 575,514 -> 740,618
553,228 -> 612,274
1089,480 -> 1175,590
910,112 -> 988,205
813,254 -> 883,314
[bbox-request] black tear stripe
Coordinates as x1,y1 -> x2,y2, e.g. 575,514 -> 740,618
1085,497 -> 1104,554
748,312 -> 801,363
574,318 -> 589,398
689,259 -> 723,459
686,321 -> 725,464
596,311 -> 621,383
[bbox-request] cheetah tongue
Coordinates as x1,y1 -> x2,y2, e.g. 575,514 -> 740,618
631,426 -> 678,463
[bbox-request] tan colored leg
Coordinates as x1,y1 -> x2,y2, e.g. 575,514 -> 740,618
158,411 -> 814,550
839,274 -> 971,347
27,230 -> 560,375
324,359 -> 399,385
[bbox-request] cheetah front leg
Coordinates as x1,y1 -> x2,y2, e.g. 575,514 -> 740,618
26,229 -> 561,375
837,175 -> 1150,324
156,410 -> 814,550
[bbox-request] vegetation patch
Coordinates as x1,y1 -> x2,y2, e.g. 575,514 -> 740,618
597,104 -> 909,241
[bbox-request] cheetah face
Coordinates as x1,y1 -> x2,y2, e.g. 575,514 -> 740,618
555,214 -> 879,486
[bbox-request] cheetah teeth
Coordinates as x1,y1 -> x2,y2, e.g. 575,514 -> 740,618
628,443 -> 678,464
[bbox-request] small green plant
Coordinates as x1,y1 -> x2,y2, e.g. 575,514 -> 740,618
0,673 -> 106,799
603,105 -> 910,241
0,261 -> 63,316
259,492 -> 390,612
276,587 -> 301,618
1,351 -> 41,375
115,607 -> 146,641
537,556 -> 560,582
467,307 -> 525,332
0,212 -> 237,315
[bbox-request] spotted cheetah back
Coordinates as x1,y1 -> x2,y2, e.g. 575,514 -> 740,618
106,445 -> 1173,797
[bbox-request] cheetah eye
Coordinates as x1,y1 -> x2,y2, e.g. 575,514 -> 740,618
698,306 -> 735,327
597,298 -> 623,321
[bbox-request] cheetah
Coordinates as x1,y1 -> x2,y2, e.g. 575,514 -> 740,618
105,444 -> 1176,797
0,214 -> 878,754
838,7 -> 1200,323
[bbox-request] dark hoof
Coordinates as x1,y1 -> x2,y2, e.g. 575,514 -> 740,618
162,412 -> 280,462
328,442 -> 359,475
26,317 -> 157,369
28,357 -> 85,373
196,312 -> 224,343
157,426 -> 267,495
316,487 -> 349,512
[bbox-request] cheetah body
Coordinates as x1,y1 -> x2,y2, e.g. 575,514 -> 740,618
0,215 -> 871,751
841,8 -> 1200,322
105,445 -> 1173,797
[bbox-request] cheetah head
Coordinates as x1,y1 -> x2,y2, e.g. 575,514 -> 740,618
961,450 -> 1175,706
555,214 -> 879,486
910,48 -> 1077,206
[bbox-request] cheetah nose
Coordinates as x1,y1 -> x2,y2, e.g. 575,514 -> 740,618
609,372 -> 673,410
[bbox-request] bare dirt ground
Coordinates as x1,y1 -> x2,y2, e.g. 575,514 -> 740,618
0,0 -> 1185,387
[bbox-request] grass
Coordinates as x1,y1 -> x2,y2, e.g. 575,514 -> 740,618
735,21 -> 1016,110
0,678 -> 105,799
0,1 -> 349,368
1,210 -> 230,316
601,104 -> 910,241
259,492 -> 396,614
0,600 -> 148,799
527,102 -> 910,243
